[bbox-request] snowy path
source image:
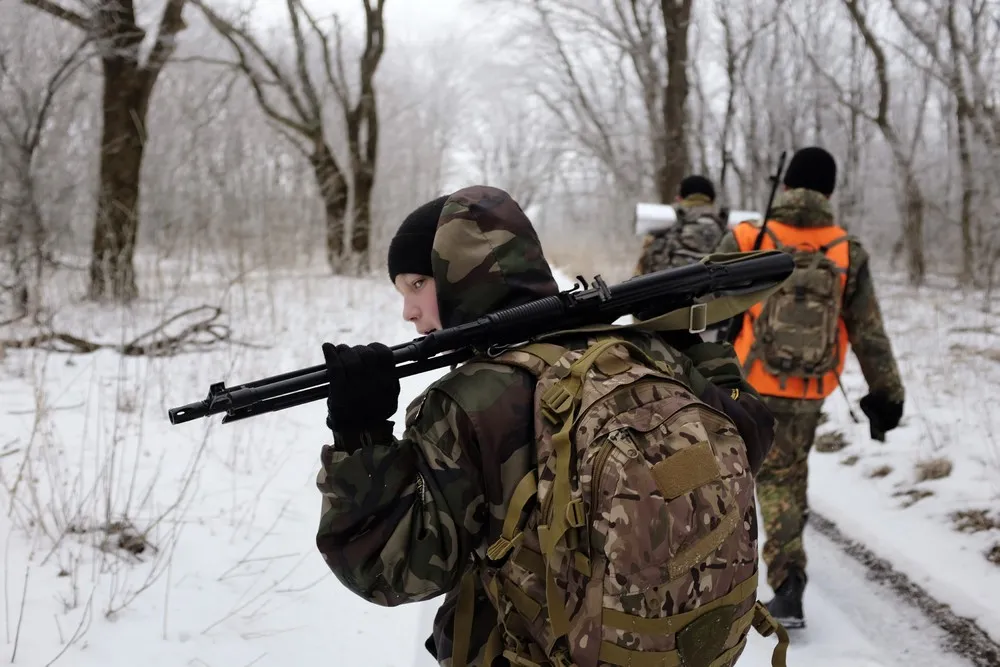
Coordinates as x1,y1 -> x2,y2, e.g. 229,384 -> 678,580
2,263 -> 994,667
408,523 -> 974,667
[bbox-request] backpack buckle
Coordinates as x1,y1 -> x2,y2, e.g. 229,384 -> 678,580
565,498 -> 586,528
540,383 -> 576,423
486,532 -> 524,563
688,303 -> 707,334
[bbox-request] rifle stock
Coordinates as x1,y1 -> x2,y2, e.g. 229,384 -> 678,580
168,250 -> 794,426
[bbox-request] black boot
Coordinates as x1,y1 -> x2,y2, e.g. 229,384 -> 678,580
766,567 -> 806,629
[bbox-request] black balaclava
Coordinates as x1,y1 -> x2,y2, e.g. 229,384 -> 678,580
387,195 -> 450,283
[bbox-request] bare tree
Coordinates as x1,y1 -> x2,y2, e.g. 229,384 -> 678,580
21,0 -> 189,302
712,0 -> 781,206
885,0 -> 1000,285
483,0 -> 694,204
459,93 -> 566,212
190,0 -> 385,272
0,34 -> 91,319
782,0 -> 927,284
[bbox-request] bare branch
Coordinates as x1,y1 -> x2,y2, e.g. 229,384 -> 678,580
189,0 -> 314,136
20,0 -> 89,31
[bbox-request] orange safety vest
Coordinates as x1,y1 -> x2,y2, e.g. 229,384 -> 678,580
731,220 -> 850,399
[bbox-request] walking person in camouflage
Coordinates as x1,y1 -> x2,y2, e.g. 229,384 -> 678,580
715,146 -> 906,629
634,174 -> 730,277
313,185 -> 786,666
636,175 -> 731,341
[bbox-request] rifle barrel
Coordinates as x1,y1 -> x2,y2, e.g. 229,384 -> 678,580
168,252 -> 794,426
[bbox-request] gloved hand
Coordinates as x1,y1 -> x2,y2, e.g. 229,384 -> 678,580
698,384 -> 775,475
322,342 -> 400,435
859,392 -> 903,442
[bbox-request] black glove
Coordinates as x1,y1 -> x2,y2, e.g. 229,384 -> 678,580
698,384 -> 775,475
322,342 -> 400,434
859,392 -> 903,442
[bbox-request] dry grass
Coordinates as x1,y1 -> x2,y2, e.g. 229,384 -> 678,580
892,488 -> 935,508
815,430 -> 849,453
950,509 -> 1000,533
915,457 -> 953,482
868,464 -> 893,478
987,544 -> 1000,567
840,454 -> 860,466
948,342 -> 1000,364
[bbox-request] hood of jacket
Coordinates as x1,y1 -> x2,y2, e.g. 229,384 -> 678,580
431,185 -> 560,329
770,187 -> 835,228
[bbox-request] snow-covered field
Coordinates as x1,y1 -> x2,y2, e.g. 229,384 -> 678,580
1,255 -> 997,666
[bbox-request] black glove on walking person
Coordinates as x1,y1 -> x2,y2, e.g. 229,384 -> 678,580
859,392 -> 903,442
322,342 -> 400,436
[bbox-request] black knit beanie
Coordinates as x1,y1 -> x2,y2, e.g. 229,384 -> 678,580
387,195 -> 450,283
783,146 -> 837,196
679,175 -> 715,201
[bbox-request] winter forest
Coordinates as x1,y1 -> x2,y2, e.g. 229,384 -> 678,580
2,0 -> 999,302
2,1 -> 1000,666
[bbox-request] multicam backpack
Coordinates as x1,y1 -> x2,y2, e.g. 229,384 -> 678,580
744,228 -> 850,392
451,335 -> 789,667
637,207 -> 730,275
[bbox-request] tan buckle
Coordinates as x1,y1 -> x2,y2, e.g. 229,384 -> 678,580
486,532 -> 524,562
565,498 -> 586,528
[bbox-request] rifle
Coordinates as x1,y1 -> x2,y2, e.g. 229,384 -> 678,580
167,250 -> 795,426
722,152 -> 788,344
752,150 -> 788,250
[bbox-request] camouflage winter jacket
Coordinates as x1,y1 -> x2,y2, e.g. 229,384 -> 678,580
315,186 -> 773,666
634,193 -> 729,276
715,188 -> 905,403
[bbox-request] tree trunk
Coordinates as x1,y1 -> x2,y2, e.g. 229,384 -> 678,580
956,107 -> 974,286
87,57 -> 149,303
351,167 -> 374,256
657,0 -> 692,203
309,142 -> 349,270
902,168 -> 926,285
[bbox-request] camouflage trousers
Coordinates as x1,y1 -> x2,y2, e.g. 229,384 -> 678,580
756,395 -> 825,590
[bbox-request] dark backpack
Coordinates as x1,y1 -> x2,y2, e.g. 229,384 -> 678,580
744,228 -> 850,392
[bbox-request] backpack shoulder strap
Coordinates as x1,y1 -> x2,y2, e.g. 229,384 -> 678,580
819,232 -> 851,254
493,342 -> 567,377
762,225 -> 784,250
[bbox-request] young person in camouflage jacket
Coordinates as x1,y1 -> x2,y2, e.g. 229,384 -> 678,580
715,147 -> 906,629
314,185 -> 777,666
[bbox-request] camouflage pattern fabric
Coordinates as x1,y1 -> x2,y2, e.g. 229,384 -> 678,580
715,188 -> 904,403
433,187 -> 560,328
314,185 -> 775,666
487,337 -> 764,667
754,395 -> 824,590
715,187 -> 905,590
634,194 -> 728,277
745,228 -> 848,388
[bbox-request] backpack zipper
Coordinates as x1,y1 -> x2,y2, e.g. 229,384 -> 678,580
539,373 -> 735,525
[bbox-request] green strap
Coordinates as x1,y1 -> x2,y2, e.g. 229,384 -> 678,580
535,251 -> 792,338
752,602 -> 791,667
520,342 -> 568,366
538,337 -> 668,640
486,472 -> 538,561
451,571 -> 478,667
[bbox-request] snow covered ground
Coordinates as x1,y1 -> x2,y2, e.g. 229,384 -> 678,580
1,255 -> 997,666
